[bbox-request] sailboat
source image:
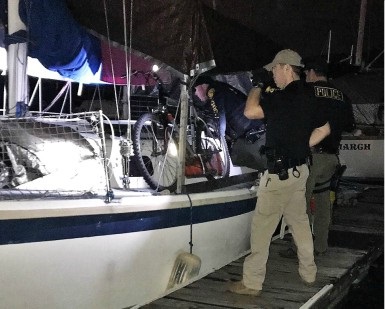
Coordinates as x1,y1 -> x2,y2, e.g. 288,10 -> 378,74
0,1 -> 261,308
334,0 -> 384,181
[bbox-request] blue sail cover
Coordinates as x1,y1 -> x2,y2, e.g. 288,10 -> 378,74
18,0 -> 101,82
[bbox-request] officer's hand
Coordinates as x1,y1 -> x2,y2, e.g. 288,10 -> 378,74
251,68 -> 272,88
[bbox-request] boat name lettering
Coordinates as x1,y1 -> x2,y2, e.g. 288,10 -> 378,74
314,86 -> 344,101
339,143 -> 371,150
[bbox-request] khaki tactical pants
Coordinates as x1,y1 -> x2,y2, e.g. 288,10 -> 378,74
306,153 -> 339,253
243,164 -> 317,290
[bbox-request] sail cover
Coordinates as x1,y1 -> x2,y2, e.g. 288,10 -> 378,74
18,0 -> 101,82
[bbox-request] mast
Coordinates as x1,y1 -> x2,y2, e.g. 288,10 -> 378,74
176,75 -> 188,193
355,0 -> 367,67
7,0 -> 28,116
327,30 -> 332,63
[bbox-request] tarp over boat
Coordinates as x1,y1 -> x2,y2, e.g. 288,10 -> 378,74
65,0 -> 384,75
66,0 -> 282,76
1,0 -> 281,83
1,0 -> 383,83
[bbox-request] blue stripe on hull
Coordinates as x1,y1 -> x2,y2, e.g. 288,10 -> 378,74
0,198 -> 256,245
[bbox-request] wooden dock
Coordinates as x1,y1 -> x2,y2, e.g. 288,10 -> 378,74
144,182 -> 383,309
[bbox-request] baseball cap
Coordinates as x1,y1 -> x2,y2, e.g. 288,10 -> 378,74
264,49 -> 304,71
193,75 -> 214,87
304,57 -> 328,74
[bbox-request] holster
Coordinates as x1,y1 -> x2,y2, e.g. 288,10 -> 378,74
265,148 -> 289,180
330,164 -> 347,192
264,147 -> 308,180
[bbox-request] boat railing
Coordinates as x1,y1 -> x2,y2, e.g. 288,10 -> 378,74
0,111 -> 116,200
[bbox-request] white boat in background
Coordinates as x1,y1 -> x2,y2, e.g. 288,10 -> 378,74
339,133 -> 383,179
332,72 -> 384,181
333,0 -> 384,181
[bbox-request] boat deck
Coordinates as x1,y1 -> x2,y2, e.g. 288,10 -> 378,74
143,182 -> 383,309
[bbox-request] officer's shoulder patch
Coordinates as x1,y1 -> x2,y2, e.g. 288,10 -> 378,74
265,86 -> 279,93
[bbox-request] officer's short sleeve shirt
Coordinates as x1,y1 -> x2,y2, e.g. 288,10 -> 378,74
310,81 -> 355,152
260,80 -> 327,159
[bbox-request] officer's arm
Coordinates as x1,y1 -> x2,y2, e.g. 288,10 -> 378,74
244,87 -> 265,119
309,122 -> 331,147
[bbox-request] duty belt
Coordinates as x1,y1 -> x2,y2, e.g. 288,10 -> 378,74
282,158 -> 308,169
311,145 -> 338,154
267,157 -> 308,174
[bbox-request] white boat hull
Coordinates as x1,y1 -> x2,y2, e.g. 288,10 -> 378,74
339,135 -> 384,179
0,188 -> 257,308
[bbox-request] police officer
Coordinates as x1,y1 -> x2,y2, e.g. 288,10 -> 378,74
228,49 -> 330,296
280,57 -> 355,258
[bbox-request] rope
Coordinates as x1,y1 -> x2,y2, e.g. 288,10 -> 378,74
186,193 -> 194,254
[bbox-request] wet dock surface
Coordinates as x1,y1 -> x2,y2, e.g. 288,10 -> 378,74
144,182 -> 383,309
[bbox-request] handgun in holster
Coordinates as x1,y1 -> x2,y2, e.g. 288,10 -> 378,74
264,147 -> 289,181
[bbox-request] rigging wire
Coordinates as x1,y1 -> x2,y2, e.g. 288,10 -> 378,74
102,0 -> 122,136
42,81 -> 71,112
89,85 -> 103,112
116,0 -> 135,190
59,82 -> 71,115
122,0 -> 134,140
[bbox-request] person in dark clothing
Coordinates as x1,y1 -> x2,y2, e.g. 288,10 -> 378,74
280,57 -> 355,259
193,76 -> 265,155
228,49 -> 330,296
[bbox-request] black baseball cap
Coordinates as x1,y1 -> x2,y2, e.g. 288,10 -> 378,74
304,57 -> 328,74
193,75 -> 214,87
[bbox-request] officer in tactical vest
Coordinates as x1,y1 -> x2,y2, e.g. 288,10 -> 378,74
279,57 -> 355,259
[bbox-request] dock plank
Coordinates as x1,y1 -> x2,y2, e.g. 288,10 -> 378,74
144,241 -> 369,309
144,186 -> 383,308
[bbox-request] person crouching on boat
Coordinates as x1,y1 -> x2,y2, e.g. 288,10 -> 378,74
228,49 -> 330,296
192,75 -> 264,150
